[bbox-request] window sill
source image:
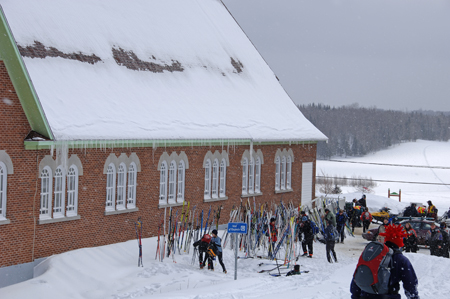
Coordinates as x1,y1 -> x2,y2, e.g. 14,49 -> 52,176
159,201 -> 184,208
204,196 -> 228,203
241,192 -> 263,198
275,189 -> 293,194
104,207 -> 139,216
39,215 -> 81,225
0,218 -> 11,225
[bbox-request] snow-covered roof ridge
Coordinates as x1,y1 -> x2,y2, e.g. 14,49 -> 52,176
1,0 -> 327,142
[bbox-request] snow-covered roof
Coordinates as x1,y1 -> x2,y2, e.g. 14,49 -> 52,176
1,0 -> 327,142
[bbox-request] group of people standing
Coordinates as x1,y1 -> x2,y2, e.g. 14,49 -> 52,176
193,229 -> 227,273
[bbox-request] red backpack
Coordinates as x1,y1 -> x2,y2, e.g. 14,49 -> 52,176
201,234 -> 212,244
353,241 -> 393,295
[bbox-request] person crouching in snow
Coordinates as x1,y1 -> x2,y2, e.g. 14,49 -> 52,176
350,224 -> 420,299
193,234 -> 211,269
210,229 -> 227,273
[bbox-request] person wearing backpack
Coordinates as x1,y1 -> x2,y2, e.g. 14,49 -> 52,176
324,220 -> 338,263
299,216 -> 315,258
210,229 -> 227,273
350,224 -> 420,299
193,234 -> 211,269
360,208 -> 373,233
336,209 -> 347,243
403,222 -> 418,253
427,222 -> 443,256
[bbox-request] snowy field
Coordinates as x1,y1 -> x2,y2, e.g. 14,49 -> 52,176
317,139 -> 450,215
1,140 -> 450,298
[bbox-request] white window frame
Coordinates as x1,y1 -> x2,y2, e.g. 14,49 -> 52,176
281,156 -> 286,190
66,165 -> 79,216
159,161 -> 168,204
204,159 -> 211,199
127,162 -> 137,208
168,160 -> 177,203
116,163 -> 127,209
0,162 -> 7,220
286,156 -> 292,190
212,159 -> 219,198
255,157 -> 261,193
106,163 -> 116,211
275,156 -> 280,191
177,160 -> 185,203
40,166 -> 52,220
219,159 -> 226,198
248,157 -> 255,194
242,157 -> 248,195
53,166 -> 65,218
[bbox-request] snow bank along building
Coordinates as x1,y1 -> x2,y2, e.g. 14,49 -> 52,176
0,0 -> 327,272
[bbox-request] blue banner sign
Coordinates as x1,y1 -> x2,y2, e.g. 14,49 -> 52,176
227,222 -> 248,234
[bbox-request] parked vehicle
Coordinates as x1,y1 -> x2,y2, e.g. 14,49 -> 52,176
362,219 -> 437,245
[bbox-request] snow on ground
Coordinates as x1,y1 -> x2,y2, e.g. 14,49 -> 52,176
2,139 -> 450,298
1,226 -> 449,299
317,140 -> 450,215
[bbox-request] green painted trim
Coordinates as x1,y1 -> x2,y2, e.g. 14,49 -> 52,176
24,139 -> 317,150
0,6 -> 53,139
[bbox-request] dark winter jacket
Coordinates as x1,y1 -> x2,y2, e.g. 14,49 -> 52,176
336,212 -> 347,230
403,227 -> 418,251
324,224 -> 338,242
350,244 -> 419,299
427,228 -> 443,256
403,206 -> 419,217
269,222 -> 277,243
357,196 -> 367,208
299,220 -> 315,242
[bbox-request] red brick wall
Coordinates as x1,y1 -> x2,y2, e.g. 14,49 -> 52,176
0,60 -> 317,267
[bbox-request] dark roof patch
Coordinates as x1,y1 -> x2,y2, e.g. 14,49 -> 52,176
18,41 -> 102,64
112,47 -> 184,73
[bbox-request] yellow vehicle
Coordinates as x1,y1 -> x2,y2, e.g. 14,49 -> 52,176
371,207 -> 391,222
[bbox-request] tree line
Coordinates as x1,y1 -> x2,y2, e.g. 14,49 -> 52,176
298,103 -> 450,159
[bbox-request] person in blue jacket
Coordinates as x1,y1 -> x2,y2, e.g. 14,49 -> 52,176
350,224 -> 420,299
336,209 -> 347,243
324,220 -> 338,263
210,229 -> 227,273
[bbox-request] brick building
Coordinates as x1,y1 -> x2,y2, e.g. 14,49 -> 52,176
0,0 -> 327,270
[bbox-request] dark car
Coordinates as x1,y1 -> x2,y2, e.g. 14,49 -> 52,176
361,219 -> 437,245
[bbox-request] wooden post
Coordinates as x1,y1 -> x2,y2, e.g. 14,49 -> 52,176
388,189 -> 401,202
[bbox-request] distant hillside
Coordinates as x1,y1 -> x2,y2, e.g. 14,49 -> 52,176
299,104 -> 450,159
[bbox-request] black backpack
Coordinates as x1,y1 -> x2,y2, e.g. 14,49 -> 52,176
353,241 -> 394,294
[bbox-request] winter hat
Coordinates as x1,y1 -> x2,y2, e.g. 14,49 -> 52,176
211,229 -> 218,236
379,224 -> 407,248
325,208 -> 330,213
302,216 -> 308,222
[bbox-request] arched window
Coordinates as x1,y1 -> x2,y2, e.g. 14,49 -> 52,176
116,163 -> 126,208
168,161 -> 177,203
204,159 -> 211,199
255,157 -> 261,193
177,160 -> 185,202
248,157 -> 255,194
40,166 -> 52,219
0,162 -> 7,219
242,157 -> 248,194
275,156 -> 280,191
127,163 -> 137,208
281,156 -> 286,190
159,161 -> 168,203
212,159 -> 219,198
53,166 -> 65,217
66,165 -> 78,216
219,159 -> 226,198
286,156 -> 292,190
106,163 -> 116,210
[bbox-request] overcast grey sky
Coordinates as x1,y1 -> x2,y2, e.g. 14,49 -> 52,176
223,0 -> 450,112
